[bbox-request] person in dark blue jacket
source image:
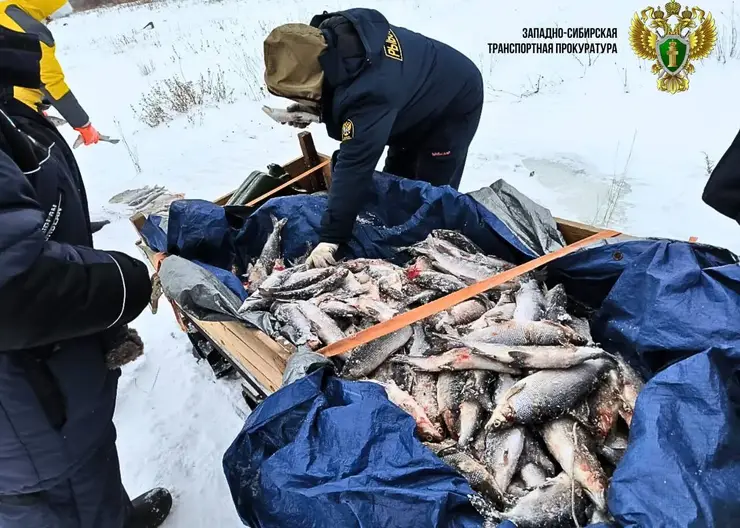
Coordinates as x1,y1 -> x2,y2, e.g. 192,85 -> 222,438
263,8 -> 484,267
0,26 -> 172,528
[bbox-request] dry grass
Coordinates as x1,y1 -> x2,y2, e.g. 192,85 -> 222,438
593,131 -> 637,228
110,28 -> 161,53
133,66 -> 234,127
228,48 -> 266,101
114,118 -> 141,173
71,0 -> 161,11
714,2 -> 739,63
137,59 -> 156,76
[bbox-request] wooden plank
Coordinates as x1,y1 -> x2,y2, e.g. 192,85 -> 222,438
299,131 -> 321,169
296,132 -> 324,193
318,229 -> 621,359
321,157 -> 332,188
283,154 -> 313,177
244,328 -> 293,363
196,320 -> 283,392
245,160 -> 330,208
131,212 -> 146,231
555,217 -> 602,244
213,191 -> 233,206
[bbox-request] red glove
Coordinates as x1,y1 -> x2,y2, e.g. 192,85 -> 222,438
74,123 -> 100,145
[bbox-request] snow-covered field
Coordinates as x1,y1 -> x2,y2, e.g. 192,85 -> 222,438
47,0 -> 740,525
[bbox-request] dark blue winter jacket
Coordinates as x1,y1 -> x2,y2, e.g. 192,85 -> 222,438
0,103 -> 151,496
309,8 -> 483,244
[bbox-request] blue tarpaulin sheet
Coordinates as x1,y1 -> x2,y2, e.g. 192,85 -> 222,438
141,201 -> 247,301
231,172 -> 533,268
145,171 -> 740,527
223,367 -> 483,528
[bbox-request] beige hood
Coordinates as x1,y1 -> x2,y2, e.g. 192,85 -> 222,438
263,23 -> 326,107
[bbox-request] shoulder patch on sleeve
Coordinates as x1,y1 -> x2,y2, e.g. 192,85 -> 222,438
383,29 -> 403,62
341,119 -> 354,142
5,5 -> 54,47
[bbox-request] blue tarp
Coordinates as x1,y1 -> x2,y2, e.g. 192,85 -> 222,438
223,367 -> 484,528
231,172 -> 534,268
146,171 -> 740,527
141,201 -> 247,301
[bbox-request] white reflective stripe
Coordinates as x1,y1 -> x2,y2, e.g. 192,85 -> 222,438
22,143 -> 54,175
107,254 -> 127,329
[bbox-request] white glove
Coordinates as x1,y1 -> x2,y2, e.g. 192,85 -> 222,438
285,103 -> 319,129
306,242 -> 339,268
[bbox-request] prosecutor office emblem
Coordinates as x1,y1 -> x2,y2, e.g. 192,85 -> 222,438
629,1 -> 717,93
341,119 -> 354,142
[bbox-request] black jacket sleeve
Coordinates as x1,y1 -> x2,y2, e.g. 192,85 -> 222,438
319,95 -> 397,244
702,128 -> 740,224
0,151 -> 151,351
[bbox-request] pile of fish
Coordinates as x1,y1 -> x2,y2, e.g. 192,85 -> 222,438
238,217 -> 645,526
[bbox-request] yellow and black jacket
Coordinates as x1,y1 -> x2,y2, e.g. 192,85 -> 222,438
0,0 -> 89,128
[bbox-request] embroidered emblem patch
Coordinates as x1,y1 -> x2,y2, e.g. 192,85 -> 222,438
341,119 -> 354,141
384,29 -> 403,61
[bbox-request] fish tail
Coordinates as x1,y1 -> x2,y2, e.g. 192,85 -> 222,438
270,213 -> 287,229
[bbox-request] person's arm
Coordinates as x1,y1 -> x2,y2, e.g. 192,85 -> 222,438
0,151 -> 151,351
5,6 -> 93,133
319,95 -> 397,244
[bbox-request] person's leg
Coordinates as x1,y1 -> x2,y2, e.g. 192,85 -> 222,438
70,429 -> 172,528
0,428 -> 130,528
0,489 -> 78,528
67,426 -> 133,527
415,102 -> 483,190
382,144 -> 418,180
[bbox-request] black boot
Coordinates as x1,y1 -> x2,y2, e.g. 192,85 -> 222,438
125,488 -> 173,528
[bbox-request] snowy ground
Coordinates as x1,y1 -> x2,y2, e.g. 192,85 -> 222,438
46,0 -> 740,525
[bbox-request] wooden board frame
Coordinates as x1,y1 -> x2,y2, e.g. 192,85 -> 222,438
130,131 -> 608,400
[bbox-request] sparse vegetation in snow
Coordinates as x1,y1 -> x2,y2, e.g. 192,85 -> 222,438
137,59 -> 156,76
714,1 -> 740,63
133,66 -> 234,127
114,118 -> 141,173
593,131 -> 637,228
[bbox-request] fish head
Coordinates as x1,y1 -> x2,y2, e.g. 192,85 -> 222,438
486,405 -> 515,430
340,360 -> 360,379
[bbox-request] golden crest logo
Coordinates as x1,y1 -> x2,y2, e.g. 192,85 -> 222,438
384,29 -> 403,61
629,1 -> 717,93
341,119 -> 354,142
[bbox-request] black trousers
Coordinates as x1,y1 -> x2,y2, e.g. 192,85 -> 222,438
383,103 -> 483,191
